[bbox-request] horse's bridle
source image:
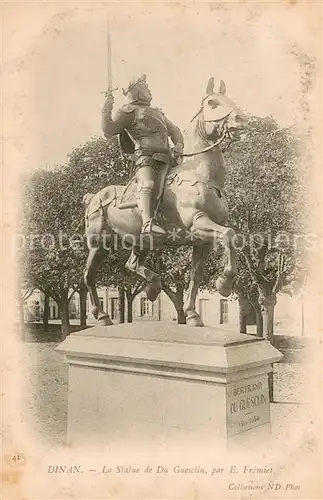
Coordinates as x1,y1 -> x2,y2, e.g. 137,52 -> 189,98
180,109 -> 235,158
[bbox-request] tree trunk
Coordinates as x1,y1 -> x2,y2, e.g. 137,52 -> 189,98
125,285 -> 146,323
176,306 -> 186,324
259,292 -> 277,402
263,301 -> 275,403
79,284 -> 87,328
118,287 -> 125,323
255,309 -> 263,336
238,296 -> 247,334
239,311 -> 247,333
126,295 -> 133,323
162,284 -> 186,324
60,291 -> 70,339
250,298 -> 263,336
43,293 -> 50,332
175,287 -> 186,324
261,299 -> 276,343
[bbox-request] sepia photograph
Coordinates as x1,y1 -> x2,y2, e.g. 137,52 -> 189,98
1,1 -> 322,498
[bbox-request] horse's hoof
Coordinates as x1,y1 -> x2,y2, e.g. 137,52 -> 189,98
186,313 -> 204,327
216,274 -> 234,297
91,307 -> 99,319
98,314 -> 113,326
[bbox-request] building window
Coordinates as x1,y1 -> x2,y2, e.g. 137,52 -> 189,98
51,305 -> 57,319
220,299 -> 228,324
33,301 -> 40,321
199,298 -> 209,322
140,298 -> 153,317
110,297 -> 118,320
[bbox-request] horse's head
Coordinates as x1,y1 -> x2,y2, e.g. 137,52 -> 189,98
195,77 -> 248,143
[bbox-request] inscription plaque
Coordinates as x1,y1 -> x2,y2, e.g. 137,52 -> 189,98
226,375 -> 270,437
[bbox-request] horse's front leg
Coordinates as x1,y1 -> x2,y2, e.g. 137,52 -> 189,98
125,246 -> 162,302
184,243 -> 212,327
84,246 -> 113,326
193,214 -> 237,297
216,235 -> 237,298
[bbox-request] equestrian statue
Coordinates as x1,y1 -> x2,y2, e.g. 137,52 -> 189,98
102,74 -> 184,236
83,74 -> 248,326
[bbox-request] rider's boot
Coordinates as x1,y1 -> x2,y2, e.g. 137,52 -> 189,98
138,187 -> 165,235
141,219 -> 165,235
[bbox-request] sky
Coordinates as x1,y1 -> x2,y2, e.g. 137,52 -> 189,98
2,2 -> 321,174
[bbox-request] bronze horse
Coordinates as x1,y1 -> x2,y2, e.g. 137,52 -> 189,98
83,77 -> 248,326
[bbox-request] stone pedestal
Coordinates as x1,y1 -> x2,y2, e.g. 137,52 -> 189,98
56,323 -> 283,447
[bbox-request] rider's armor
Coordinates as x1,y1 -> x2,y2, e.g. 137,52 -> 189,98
102,77 -> 184,235
119,104 -> 177,163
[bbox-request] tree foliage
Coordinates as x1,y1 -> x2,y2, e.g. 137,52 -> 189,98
21,167 -> 84,337
20,136 -> 132,335
223,116 -> 306,344
66,136 -> 132,201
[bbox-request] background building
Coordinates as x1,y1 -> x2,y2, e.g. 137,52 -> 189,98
23,286 -> 314,336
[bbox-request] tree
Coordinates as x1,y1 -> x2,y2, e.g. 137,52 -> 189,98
232,257 -> 263,335
65,136 -> 136,323
118,286 -> 125,323
223,116 -> 306,401
43,293 -> 50,332
224,116 -> 305,342
124,284 -> 146,323
78,283 -> 88,328
15,275 -> 34,340
66,136 -> 132,197
146,247 -> 192,324
198,246 -> 262,333
20,136 -> 133,336
21,167 -> 86,338
233,258 -> 264,335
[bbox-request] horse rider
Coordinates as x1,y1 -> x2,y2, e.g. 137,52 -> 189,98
101,74 -> 184,235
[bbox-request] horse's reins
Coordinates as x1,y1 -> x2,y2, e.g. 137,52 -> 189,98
123,100 -> 232,161
152,112 -> 231,216
179,109 -> 234,158
179,130 -> 227,158
89,106 -> 235,214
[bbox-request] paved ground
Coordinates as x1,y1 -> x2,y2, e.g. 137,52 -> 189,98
21,341 -> 315,450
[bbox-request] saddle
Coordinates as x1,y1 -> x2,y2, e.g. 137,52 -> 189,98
119,175 -> 138,206
84,177 -> 164,219
117,169 -> 177,211
84,186 -> 118,219
84,161 -> 179,219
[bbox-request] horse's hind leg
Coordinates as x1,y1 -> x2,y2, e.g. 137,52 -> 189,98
126,247 -> 162,302
184,243 -> 212,327
84,247 -> 113,326
193,214 -> 237,297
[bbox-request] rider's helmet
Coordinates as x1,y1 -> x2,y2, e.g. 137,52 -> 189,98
122,74 -> 152,104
